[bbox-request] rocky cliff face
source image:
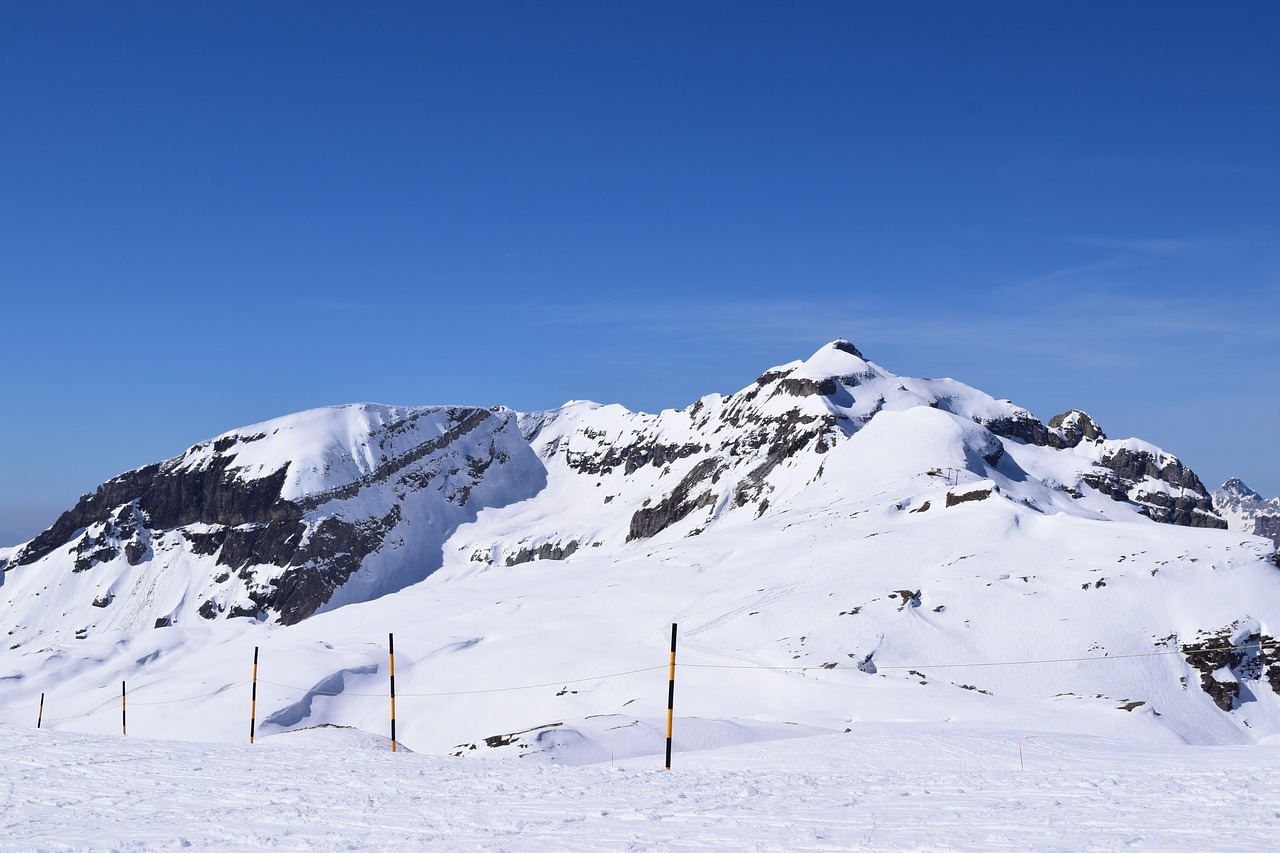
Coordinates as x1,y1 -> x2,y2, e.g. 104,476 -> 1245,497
2,341 -> 1238,639
1,405 -> 545,635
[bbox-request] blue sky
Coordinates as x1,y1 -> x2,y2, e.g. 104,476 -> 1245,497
1,1 -> 1277,544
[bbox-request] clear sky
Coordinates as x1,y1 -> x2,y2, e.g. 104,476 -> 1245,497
1,1 -> 1277,545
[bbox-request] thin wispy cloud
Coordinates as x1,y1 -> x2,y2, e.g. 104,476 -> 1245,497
1061,237 -> 1229,254
526,285 -> 1273,374
308,299 -> 383,312
1043,153 -> 1280,181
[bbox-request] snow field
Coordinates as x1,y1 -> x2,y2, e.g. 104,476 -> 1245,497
3,723 -> 1280,851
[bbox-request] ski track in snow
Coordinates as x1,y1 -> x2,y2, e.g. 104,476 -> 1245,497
3,725 -> 1280,852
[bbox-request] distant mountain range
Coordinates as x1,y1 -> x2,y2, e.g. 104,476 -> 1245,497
1215,477 -> 1280,547
2,341 -> 1278,753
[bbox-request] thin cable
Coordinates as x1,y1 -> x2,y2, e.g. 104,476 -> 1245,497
129,683 -> 249,706
25,640 -> 1275,722
258,664 -> 668,698
679,641 -> 1280,673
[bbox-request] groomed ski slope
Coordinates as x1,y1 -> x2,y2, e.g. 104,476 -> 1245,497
3,723 -> 1279,852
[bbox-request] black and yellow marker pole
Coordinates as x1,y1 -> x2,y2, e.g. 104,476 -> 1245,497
388,632 -> 397,753
665,623 -> 677,771
37,693 -> 44,729
250,646 -> 260,744
121,681 -> 127,736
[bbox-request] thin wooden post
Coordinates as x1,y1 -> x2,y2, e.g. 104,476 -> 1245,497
37,693 -> 44,729
121,681 -> 127,736
665,623 -> 677,770
388,632 -> 397,753
250,646 -> 259,744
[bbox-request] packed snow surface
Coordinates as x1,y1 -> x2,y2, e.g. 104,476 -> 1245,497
4,723 -> 1279,851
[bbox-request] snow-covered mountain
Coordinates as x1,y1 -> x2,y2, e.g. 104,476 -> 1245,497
2,341 -> 1278,755
1215,477 -> 1280,546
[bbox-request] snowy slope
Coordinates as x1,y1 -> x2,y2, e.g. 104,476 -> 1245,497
6,722 -> 1280,852
2,341 -> 1279,760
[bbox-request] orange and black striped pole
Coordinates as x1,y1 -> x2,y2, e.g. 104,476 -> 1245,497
388,632 -> 397,753
249,646 -> 259,744
665,623 -> 677,770
121,681 -> 127,736
37,693 -> 44,729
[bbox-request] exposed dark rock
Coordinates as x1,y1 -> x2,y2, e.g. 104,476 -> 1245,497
831,340 -> 863,357
447,721 -> 566,756
197,599 -> 220,620
777,376 -> 840,398
506,540 -> 580,566
565,440 -> 704,477
182,529 -> 228,556
1102,447 -> 1204,492
91,593 -> 112,608
984,409 -> 1105,450
946,487 -> 993,507
227,602 -> 261,619
139,457 -> 295,530
1094,448 -> 1226,529
253,505 -> 404,626
754,369 -> 792,387
890,589 -> 921,611
628,459 -> 722,541
1047,410 -> 1106,447
729,408 -> 833,507
124,537 -> 149,566
983,414 -> 1053,447
1182,631 -> 1276,712
1255,517 -> 1280,547
1082,469 -> 1128,501
216,519 -> 307,570
1131,490 -> 1228,530
73,543 -> 119,573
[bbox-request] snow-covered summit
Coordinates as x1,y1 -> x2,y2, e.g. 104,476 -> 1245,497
1215,477 -> 1280,546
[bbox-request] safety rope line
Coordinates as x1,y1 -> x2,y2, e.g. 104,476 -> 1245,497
35,682 -> 252,722
680,640 -> 1280,672
23,641 -> 1277,722
259,665 -> 669,698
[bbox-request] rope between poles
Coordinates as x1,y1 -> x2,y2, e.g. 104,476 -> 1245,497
24,640 -> 1276,724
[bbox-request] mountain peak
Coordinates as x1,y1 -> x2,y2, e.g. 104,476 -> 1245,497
1219,477 -> 1260,500
789,339 -> 879,382
1213,478 -> 1280,547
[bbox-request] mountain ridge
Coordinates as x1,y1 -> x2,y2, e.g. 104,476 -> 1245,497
3,341 -> 1279,753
